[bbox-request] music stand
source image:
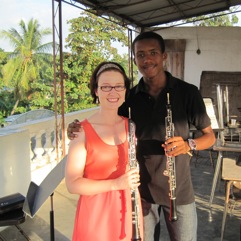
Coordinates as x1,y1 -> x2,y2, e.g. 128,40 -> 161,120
23,156 -> 67,241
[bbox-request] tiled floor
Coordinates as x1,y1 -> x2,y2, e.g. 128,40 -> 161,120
0,151 -> 240,241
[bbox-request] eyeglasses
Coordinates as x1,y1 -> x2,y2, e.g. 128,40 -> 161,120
98,85 -> 126,92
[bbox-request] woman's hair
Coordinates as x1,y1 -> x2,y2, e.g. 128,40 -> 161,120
89,61 -> 131,104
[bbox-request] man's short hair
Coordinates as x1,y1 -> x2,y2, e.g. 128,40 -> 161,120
132,31 -> 165,54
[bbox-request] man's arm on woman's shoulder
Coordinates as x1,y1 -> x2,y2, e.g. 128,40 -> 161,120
67,119 -> 82,140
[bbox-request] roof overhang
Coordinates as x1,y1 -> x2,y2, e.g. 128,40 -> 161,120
71,0 -> 241,29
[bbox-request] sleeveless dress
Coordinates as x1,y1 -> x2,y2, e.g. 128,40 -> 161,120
72,118 -> 143,241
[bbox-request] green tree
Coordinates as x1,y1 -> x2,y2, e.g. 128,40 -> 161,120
0,49 -> 12,123
0,48 -> 8,84
0,18 -> 53,115
63,11 -> 132,112
184,7 -> 239,26
28,64 -> 55,110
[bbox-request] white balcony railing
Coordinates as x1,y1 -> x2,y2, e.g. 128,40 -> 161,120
0,107 -> 99,199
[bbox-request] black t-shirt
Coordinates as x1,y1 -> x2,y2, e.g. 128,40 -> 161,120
118,72 -> 211,206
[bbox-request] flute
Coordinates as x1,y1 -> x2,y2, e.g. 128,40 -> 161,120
128,108 -> 142,241
164,93 -> 178,222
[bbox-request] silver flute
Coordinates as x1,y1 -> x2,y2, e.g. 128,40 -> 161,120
163,93 -> 178,222
128,108 -> 142,241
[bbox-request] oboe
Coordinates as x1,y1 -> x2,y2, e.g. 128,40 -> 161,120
128,108 -> 142,241
163,93 -> 178,222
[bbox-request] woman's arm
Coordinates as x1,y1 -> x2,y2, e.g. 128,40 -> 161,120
65,132 -> 140,195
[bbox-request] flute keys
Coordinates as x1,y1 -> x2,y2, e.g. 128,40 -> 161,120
163,170 -> 168,176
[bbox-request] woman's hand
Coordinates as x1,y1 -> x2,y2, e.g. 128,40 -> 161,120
113,168 -> 140,190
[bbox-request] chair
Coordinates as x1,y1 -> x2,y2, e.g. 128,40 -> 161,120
221,158 -> 241,241
192,129 -> 218,171
193,148 -> 216,171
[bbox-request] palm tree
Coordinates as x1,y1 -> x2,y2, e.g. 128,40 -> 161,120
0,18 -> 52,115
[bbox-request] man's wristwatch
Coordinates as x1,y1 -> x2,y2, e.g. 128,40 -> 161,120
188,139 -> 197,151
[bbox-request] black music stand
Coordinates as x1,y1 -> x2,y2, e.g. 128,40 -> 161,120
23,156 -> 67,241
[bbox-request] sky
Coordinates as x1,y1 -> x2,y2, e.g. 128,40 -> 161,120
0,0 -> 83,52
0,0 -> 241,52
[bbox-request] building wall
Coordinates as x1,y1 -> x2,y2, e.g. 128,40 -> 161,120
156,27 -> 241,88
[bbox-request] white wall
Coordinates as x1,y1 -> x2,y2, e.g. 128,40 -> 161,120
0,129 -> 31,197
156,27 -> 241,87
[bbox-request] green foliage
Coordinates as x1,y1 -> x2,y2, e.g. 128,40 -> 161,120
0,49 -> 9,84
0,18 -> 53,115
184,7 -> 239,26
63,11 -> 130,112
0,14 -> 135,118
0,88 -> 14,117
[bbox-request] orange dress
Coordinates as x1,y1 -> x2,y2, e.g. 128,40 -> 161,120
72,118 -> 143,241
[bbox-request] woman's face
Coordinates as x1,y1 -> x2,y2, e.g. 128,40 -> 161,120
96,70 -> 126,110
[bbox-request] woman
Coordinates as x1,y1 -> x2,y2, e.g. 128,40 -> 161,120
65,61 -> 143,241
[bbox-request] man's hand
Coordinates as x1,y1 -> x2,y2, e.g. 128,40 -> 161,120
67,119 -> 81,140
162,136 -> 191,156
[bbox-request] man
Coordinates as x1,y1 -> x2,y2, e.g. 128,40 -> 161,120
68,31 -> 216,241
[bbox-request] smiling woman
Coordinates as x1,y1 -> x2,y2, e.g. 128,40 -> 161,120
65,61 -> 143,241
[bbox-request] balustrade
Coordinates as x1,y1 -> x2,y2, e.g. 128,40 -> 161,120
0,107 -> 99,198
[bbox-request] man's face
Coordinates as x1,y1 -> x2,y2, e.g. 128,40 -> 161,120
134,38 -> 167,80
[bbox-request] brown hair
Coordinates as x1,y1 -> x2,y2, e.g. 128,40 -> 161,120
89,61 -> 131,104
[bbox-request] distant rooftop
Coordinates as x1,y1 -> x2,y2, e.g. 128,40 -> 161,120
5,109 -> 54,125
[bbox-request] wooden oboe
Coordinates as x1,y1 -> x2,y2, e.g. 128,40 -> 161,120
128,108 -> 142,241
164,93 -> 178,222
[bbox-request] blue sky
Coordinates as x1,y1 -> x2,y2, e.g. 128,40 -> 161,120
1,1 -> 241,52
0,0 -> 81,51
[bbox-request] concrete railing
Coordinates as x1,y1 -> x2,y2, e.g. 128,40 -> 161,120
0,107 -> 99,199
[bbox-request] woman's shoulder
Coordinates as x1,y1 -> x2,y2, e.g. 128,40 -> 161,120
79,118 -> 88,125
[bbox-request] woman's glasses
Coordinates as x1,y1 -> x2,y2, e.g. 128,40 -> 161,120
99,86 -> 125,92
